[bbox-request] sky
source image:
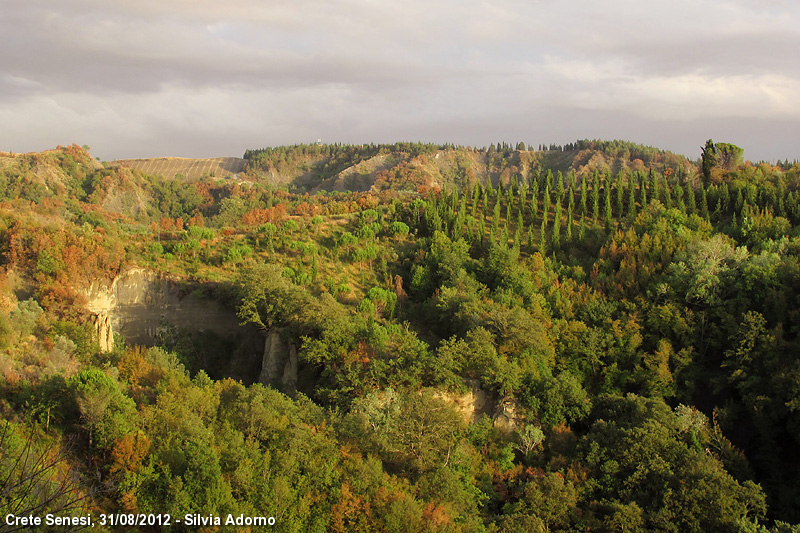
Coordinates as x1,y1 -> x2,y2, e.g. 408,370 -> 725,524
1,0 -> 798,162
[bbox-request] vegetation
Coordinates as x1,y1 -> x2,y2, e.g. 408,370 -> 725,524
1,140 -> 800,531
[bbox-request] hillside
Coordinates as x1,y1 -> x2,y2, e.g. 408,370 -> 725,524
242,139 -> 696,192
2,139 -> 800,531
108,156 -> 246,181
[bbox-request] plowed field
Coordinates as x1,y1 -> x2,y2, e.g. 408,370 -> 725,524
110,157 -> 246,180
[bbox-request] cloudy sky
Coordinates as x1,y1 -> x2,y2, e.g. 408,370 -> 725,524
1,0 -> 798,162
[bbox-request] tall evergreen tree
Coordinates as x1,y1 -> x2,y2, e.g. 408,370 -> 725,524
628,183 -> 637,221
527,223 -> 536,251
580,176 -> 588,217
649,169 -> 660,204
685,182 -> 696,214
591,171 -> 600,224
639,173 -> 648,207
663,178 -> 673,209
539,217 -> 548,254
698,184 -> 708,219
701,138 -> 718,186
543,184 -> 552,221
566,209 -> 574,242
676,184 -> 686,214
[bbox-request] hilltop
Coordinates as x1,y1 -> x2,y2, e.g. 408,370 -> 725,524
241,140 -> 697,192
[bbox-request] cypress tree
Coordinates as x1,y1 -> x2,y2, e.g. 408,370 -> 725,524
465,219 -> 475,244
628,183 -> 637,221
490,217 -> 499,242
639,173 -> 648,207
556,171 -> 565,201
650,169 -> 660,204
591,171 -> 600,224
699,184 -> 709,219
554,198 -> 562,230
568,185 -> 575,223
580,176 -> 588,217
720,182 -> 730,212
552,220 -> 561,248
566,209 -> 574,242
676,185 -> 686,214
685,182 -> 696,214
539,217 -> 548,254
663,179 -> 673,209
786,192 -> 799,223
543,184 -> 552,221
527,223 -> 536,251
615,172 -> 625,218
568,170 -> 577,191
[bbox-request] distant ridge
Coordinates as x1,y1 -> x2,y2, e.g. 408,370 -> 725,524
108,156 -> 245,180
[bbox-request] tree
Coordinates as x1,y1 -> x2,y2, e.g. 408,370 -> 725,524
354,389 -> 463,473
717,142 -> 744,171
701,139 -> 719,186
1,422 -> 91,531
592,171 -> 601,224
238,263 -> 309,332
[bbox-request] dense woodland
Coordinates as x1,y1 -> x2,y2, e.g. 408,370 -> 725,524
2,140 -> 800,531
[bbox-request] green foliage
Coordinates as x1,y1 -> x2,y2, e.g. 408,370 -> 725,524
5,140 -> 800,529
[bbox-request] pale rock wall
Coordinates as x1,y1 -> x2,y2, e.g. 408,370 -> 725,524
258,329 -> 298,395
437,379 -> 525,431
84,268 -> 264,381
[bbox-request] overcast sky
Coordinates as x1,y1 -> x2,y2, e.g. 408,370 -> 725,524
1,0 -> 798,162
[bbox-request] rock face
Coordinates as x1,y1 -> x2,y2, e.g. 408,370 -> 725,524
94,313 -> 113,352
259,329 -> 298,394
438,379 -> 492,424
493,397 -> 525,433
84,268 -> 263,381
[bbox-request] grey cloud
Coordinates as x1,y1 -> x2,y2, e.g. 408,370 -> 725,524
0,0 -> 798,161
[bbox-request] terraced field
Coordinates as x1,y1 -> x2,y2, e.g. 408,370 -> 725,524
109,157 -> 246,180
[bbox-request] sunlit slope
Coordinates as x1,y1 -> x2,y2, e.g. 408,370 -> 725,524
109,156 -> 246,180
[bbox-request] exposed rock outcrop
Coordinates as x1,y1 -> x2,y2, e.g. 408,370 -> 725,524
493,397 -> 525,433
258,329 -> 298,395
94,313 -> 113,353
84,268 -> 262,381
436,381 -> 526,431
437,379 -> 492,424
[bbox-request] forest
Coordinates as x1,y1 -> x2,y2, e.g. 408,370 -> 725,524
1,139 -> 800,532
